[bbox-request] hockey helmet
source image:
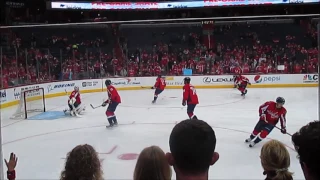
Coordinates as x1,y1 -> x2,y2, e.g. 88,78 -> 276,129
105,79 -> 112,86
276,97 -> 285,105
158,74 -> 162,78
184,77 -> 191,84
74,86 -> 79,91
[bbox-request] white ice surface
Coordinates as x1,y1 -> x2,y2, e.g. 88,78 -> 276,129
1,88 -> 317,179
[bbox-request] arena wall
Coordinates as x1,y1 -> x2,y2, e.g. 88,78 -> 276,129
0,74 -> 318,109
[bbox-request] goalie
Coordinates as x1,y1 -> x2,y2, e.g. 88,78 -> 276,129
64,86 -> 86,116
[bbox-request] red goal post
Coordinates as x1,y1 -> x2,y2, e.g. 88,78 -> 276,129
11,87 -> 46,119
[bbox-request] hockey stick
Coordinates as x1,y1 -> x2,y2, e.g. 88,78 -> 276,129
274,126 -> 293,136
90,104 -> 102,109
141,86 -> 152,89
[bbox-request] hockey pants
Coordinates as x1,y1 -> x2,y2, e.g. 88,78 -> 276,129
238,84 -> 247,93
253,120 -> 275,138
155,88 -> 163,95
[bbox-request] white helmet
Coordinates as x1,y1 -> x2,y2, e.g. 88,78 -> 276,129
74,86 -> 79,91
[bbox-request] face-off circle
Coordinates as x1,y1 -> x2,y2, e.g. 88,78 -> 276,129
118,153 -> 139,160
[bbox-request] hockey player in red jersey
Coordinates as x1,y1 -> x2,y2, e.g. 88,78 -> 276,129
64,86 -> 86,116
102,79 -> 121,128
182,77 -> 199,120
151,75 -> 166,103
245,97 -> 287,147
235,74 -> 251,96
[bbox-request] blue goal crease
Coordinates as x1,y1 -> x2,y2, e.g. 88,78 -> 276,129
28,111 -> 67,120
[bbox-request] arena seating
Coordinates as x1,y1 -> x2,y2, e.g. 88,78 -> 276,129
0,19 -> 318,88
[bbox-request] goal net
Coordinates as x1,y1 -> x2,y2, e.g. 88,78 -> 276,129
11,88 -> 46,119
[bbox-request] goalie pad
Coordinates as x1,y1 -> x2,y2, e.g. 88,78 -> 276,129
64,103 -> 86,115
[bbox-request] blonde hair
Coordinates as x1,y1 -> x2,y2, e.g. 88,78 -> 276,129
134,146 -> 171,180
260,140 -> 293,180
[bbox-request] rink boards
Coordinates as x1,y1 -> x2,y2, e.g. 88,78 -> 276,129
0,74 -> 318,108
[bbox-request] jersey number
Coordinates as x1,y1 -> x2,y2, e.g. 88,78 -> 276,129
190,87 -> 197,95
160,79 -> 166,85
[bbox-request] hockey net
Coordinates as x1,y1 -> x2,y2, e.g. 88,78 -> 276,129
11,88 -> 46,119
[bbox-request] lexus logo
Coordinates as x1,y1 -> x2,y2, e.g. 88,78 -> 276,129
203,77 -> 211,84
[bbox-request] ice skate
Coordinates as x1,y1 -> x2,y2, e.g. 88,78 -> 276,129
249,141 -> 256,148
245,137 -> 253,143
106,123 -> 114,128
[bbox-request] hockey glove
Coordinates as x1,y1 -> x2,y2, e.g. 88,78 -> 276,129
182,101 -> 186,106
102,100 -> 110,107
260,114 -> 267,123
281,128 -> 287,134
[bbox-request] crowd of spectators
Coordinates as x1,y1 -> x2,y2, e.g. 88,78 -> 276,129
5,119 -> 320,180
0,17 -> 318,89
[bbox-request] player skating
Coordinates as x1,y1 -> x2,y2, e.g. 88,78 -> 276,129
151,75 -> 166,104
182,77 -> 199,120
245,97 -> 287,147
64,86 -> 86,116
103,79 -> 121,128
235,74 -> 251,96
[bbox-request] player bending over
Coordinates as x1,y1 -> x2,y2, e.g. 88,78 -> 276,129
64,86 -> 86,116
103,80 -> 121,128
235,74 -> 251,96
182,77 -> 199,120
151,75 -> 166,103
245,97 -> 287,147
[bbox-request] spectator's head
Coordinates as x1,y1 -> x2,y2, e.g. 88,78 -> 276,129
60,144 -> 103,180
167,120 -> 219,180
292,120 -> 320,180
134,146 -> 171,180
260,139 -> 293,180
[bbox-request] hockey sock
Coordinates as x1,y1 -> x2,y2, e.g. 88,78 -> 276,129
107,117 -> 113,125
153,95 -> 158,101
187,112 -> 194,119
112,117 -> 118,124
253,136 -> 263,144
249,134 -> 256,140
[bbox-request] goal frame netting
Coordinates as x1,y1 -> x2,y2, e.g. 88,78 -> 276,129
11,87 -> 46,119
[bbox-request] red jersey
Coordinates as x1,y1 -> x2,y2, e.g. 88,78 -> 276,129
107,85 -> 121,103
259,101 -> 287,129
183,84 -> 199,105
69,90 -> 81,104
154,77 -> 166,90
235,75 -> 250,86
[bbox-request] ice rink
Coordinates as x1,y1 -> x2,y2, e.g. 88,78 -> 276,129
1,87 -> 317,179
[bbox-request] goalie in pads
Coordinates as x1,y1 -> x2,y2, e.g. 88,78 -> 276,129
64,86 -> 86,116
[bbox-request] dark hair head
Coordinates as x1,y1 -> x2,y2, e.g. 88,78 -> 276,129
134,146 -> 171,180
292,120 -> 320,179
60,144 -> 103,180
169,119 -> 216,175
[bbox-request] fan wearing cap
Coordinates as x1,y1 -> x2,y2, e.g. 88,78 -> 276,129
245,97 -> 287,147
182,77 -> 199,120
